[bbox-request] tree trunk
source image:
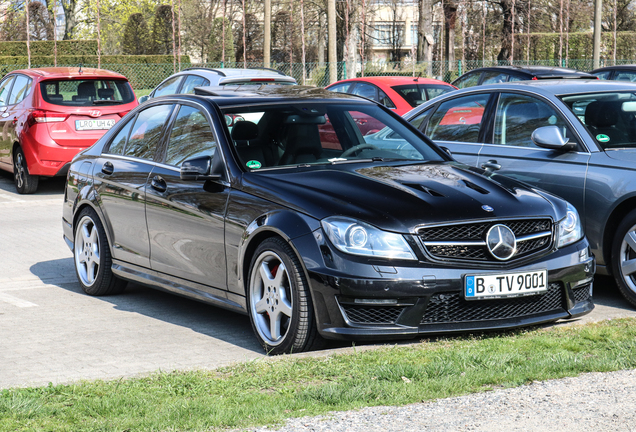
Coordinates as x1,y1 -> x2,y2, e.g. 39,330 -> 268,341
444,1 -> 457,69
61,0 -> 77,40
417,0 -> 433,62
497,0 -> 514,61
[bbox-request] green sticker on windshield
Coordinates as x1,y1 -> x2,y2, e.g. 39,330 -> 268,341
246,160 -> 262,169
596,134 -> 610,143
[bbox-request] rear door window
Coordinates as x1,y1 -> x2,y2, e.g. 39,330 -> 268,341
8,75 -> 31,105
453,71 -> 481,89
180,75 -> 210,94
164,105 -> 217,166
125,104 -> 174,160
425,94 -> 490,142
350,82 -> 378,102
153,76 -> 183,97
481,71 -> 510,85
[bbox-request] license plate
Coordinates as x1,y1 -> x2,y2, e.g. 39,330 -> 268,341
464,269 -> 548,300
75,119 -> 116,131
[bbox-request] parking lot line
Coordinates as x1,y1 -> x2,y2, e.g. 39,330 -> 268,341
0,292 -> 37,307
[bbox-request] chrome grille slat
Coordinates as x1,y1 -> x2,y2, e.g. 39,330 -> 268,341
418,218 -> 553,263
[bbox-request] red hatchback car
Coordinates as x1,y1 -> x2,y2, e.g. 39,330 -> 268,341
0,67 -> 138,193
325,76 -> 457,116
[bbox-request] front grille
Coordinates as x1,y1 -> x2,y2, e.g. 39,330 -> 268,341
420,282 -> 564,324
341,305 -> 405,325
418,218 -> 553,263
573,285 -> 592,303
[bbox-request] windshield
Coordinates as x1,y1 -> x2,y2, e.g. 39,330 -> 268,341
222,102 -> 444,170
40,79 -> 135,106
561,91 -> 636,149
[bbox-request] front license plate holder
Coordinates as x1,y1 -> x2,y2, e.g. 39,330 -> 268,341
464,269 -> 548,300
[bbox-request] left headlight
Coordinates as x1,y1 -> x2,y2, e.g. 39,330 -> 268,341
557,203 -> 583,248
321,217 -> 417,260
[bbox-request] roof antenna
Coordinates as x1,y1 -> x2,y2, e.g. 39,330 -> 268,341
79,63 -> 83,75
414,72 -> 421,82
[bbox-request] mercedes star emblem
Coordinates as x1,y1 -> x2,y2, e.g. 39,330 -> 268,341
486,224 -> 517,261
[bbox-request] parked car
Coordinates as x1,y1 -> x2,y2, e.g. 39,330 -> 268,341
590,65 -> 636,82
452,65 -> 597,89
402,79 -> 636,306
139,67 -> 297,103
326,76 -> 456,115
0,67 -> 138,193
63,86 -> 594,354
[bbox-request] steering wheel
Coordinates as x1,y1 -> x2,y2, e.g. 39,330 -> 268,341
340,143 -> 379,158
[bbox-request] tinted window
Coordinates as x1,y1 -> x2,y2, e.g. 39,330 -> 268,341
107,118 -> 134,155
426,94 -> 490,142
592,71 -> 612,80
327,83 -> 352,93
351,83 -> 377,101
125,104 -> 174,159
453,72 -> 481,89
481,71 -> 510,85
153,76 -> 183,97
408,108 -> 433,131
493,93 -> 573,148
378,89 -> 395,108
8,75 -> 31,105
392,84 -> 454,107
180,75 -> 210,94
40,79 -> 134,106
0,76 -> 15,106
614,71 -> 636,82
164,105 -> 217,166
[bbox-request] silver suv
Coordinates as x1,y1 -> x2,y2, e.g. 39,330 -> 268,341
139,67 -> 297,103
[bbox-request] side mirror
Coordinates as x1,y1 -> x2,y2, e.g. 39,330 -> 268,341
180,156 -> 221,181
138,95 -> 150,104
531,126 -> 575,151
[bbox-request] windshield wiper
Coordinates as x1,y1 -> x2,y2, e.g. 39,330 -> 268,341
92,100 -> 125,105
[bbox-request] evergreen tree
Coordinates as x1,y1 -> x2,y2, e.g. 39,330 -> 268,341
208,17 -> 235,62
151,4 -> 174,55
122,13 -> 150,55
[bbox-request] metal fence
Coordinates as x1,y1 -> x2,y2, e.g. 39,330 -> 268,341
2,58 -> 635,93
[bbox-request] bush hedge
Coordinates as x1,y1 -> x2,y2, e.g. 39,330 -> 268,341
0,40 -> 98,56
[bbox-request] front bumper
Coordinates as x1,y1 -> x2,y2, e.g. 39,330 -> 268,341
301,235 -> 594,341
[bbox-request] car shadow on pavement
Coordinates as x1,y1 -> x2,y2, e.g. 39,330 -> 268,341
0,170 -> 67,195
30,258 -> 265,354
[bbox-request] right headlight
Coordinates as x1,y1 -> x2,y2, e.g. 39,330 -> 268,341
321,217 -> 417,260
557,202 -> 583,248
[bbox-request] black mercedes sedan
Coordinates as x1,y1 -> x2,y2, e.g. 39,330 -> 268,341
62,86 -> 594,354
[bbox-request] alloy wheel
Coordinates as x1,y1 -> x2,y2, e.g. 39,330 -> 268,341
74,215 -> 101,287
619,224 -> 636,295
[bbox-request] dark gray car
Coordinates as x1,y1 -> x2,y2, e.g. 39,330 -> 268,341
403,80 -> 636,307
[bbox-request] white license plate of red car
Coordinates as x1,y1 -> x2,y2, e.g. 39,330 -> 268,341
464,269 -> 548,300
75,119 -> 116,131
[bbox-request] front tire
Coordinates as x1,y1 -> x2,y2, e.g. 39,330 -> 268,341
13,147 -> 38,194
73,207 -> 127,296
611,209 -> 636,307
247,237 -> 321,354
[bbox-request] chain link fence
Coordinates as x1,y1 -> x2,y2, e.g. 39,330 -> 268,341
3,59 -> 635,94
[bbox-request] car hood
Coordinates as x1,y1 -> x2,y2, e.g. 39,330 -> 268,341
242,162 -> 560,233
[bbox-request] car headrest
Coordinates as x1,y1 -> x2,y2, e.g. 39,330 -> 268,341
231,121 -> 259,141
98,88 -> 115,99
585,100 -> 620,128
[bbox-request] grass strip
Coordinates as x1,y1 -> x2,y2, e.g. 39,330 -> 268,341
2,318 -> 636,431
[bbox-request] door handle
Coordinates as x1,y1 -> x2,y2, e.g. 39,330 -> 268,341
101,161 -> 114,175
481,159 -> 502,172
151,175 -> 167,193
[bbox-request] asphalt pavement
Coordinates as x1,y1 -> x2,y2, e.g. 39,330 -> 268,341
0,171 -> 635,390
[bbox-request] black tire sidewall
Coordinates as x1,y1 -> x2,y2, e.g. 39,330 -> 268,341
13,147 -> 38,194
611,209 -> 636,308
247,238 -> 313,355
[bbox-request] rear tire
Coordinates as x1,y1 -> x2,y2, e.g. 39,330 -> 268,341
247,237 -> 322,354
13,147 -> 38,194
73,207 -> 127,296
611,209 -> 636,308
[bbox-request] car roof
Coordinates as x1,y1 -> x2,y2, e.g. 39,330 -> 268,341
172,67 -> 296,81
328,76 -> 454,87
439,79 -> 636,97
465,65 -> 594,78
590,64 -> 636,72
193,84 -> 376,107
9,67 -> 127,80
